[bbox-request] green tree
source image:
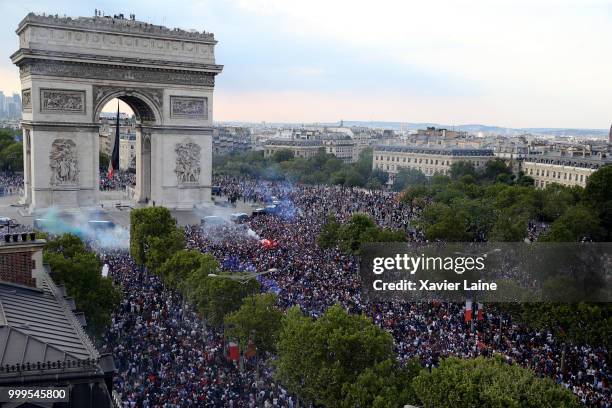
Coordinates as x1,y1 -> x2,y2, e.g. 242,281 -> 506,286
193,273 -> 259,327
224,293 -> 283,356
484,158 -> 511,181
272,148 -> 295,163
275,305 -> 395,407
157,249 -> 216,290
99,152 -> 110,170
413,356 -> 579,408
44,234 -> 122,335
369,168 -> 389,186
450,161 -> 477,179
583,165 -> 612,240
130,207 -> 185,271
317,214 -> 341,249
393,167 -> 427,191
341,359 -> 421,408
541,205 -> 603,242
0,142 -> 23,172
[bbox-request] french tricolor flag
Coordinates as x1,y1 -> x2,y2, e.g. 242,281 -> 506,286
464,299 -> 473,322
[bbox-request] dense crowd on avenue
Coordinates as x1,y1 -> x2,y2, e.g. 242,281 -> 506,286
38,174 -> 609,407
189,175 -> 608,407
100,170 -> 136,191
0,171 -> 23,195
100,251 -> 295,407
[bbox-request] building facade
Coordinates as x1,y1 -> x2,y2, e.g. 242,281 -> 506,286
522,154 -> 610,188
212,126 -> 251,155
321,133 -> 356,163
373,145 -> 495,180
264,139 -> 323,159
0,233 -> 117,407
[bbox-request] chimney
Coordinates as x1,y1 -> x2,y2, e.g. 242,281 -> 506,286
0,233 -> 46,288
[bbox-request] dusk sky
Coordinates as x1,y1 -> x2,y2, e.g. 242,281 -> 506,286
0,0 -> 610,128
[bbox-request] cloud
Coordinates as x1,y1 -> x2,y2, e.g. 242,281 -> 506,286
0,0 -> 610,127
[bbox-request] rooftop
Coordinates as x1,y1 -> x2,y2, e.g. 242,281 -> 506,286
0,266 -> 100,373
375,145 -> 494,157
523,154 -> 612,169
17,12 -> 215,42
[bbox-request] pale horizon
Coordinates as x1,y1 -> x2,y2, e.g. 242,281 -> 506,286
1,0 -> 611,129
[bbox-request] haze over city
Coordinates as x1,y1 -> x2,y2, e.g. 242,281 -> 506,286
0,0 -> 610,129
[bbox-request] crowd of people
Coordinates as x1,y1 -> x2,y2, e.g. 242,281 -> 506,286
100,251 -> 295,407
0,171 -> 23,196
100,170 -> 136,191
184,175 -> 608,407
22,173 -> 607,407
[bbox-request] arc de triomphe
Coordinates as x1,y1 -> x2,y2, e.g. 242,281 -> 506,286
11,13 -> 223,212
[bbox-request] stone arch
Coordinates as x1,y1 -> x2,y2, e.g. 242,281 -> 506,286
92,87 -> 162,125
12,12 -> 222,212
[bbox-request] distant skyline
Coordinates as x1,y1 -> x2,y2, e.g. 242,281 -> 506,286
1,0 -> 611,129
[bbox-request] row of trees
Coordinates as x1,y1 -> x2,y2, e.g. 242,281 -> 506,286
0,128 -> 23,172
129,206 -> 281,366
275,305 -> 578,407
43,234 -> 122,335
128,207 -> 580,407
402,163 -> 610,243
391,158 -> 533,192
403,165 -> 612,348
215,148 -> 389,188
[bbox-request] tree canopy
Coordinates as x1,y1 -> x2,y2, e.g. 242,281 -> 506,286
44,234 -> 122,335
275,305 -> 395,407
412,356 -> 579,408
129,207 -> 185,271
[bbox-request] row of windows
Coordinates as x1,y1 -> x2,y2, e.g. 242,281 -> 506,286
375,155 -> 452,166
527,167 -> 586,182
376,163 -> 450,176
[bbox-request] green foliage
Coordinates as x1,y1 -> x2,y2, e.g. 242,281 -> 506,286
317,214 -> 342,249
99,152 -> 110,170
583,165 -> 612,240
515,303 -> 612,348
392,167 -> 427,191
224,293 -> 283,355
450,161 -> 477,179
157,249 -> 216,290
129,207 -> 185,271
413,356 -> 579,408
334,213 -> 405,254
271,148 -> 295,163
275,305 -> 395,407
484,158 -> 512,181
341,359 -> 421,408
540,205 -> 603,242
191,273 -> 259,327
44,234 -> 121,335
0,129 -> 22,172
215,146 -> 384,188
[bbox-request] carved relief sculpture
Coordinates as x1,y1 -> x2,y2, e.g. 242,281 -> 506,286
170,96 -> 207,119
22,89 -> 31,111
40,89 -> 85,113
175,140 -> 201,183
50,139 -> 79,185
